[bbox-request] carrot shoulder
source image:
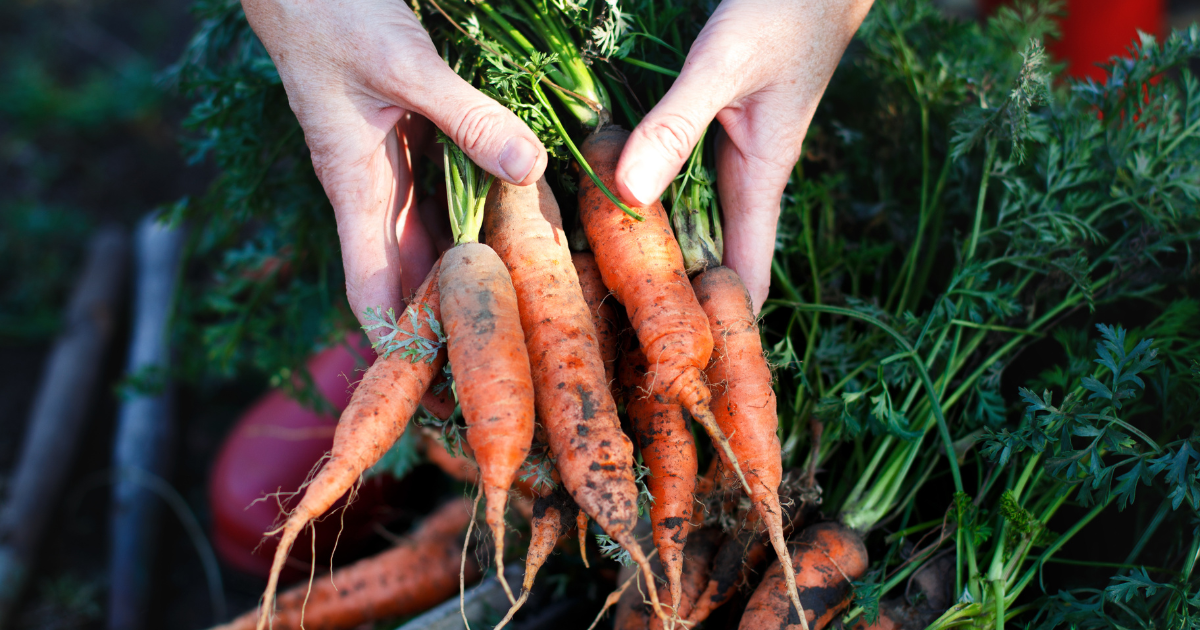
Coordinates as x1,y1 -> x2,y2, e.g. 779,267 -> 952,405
256,262 -> 445,630
739,522 -> 868,630
483,177 -> 665,621
620,342 -> 697,610
224,498 -> 477,630
439,242 -> 536,600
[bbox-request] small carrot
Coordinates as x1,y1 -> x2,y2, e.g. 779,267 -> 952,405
577,127 -> 751,498
224,498 -> 477,630
620,341 -> 697,610
256,262 -> 445,630
738,522 -> 869,630
439,140 -> 536,605
493,490 -> 579,629
483,175 -> 667,622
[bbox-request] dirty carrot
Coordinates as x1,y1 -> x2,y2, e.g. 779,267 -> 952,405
483,176 -> 667,622
577,126 -> 750,497
227,498 -> 476,630
256,262 -> 444,630
493,490 -> 578,630
738,522 -> 869,630
439,140 -> 536,605
620,341 -> 697,610
693,265 -> 805,625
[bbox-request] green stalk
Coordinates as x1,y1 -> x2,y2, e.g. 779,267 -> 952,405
1009,496 -> 1112,596
909,156 -> 954,303
889,102 -> 931,315
773,302 -> 964,493
771,259 -> 804,302
530,81 -> 643,221
967,139 -> 997,261
622,57 -> 680,77
443,140 -> 495,244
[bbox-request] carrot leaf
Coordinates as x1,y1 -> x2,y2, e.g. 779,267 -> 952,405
362,304 -> 446,363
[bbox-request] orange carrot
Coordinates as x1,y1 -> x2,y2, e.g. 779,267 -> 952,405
573,251 -> 620,398
257,262 -> 444,630
226,498 -> 477,630
577,127 -> 750,498
483,177 -> 666,621
439,241 -> 536,603
738,522 -> 869,630
687,494 -> 810,625
693,265 -> 805,624
619,341 -> 697,610
492,490 -> 578,629
652,526 -> 722,628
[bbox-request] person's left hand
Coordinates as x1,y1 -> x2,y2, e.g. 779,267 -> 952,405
613,0 -> 874,312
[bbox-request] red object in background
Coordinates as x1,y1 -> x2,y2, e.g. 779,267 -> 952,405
981,0 -> 1164,82
209,341 -> 398,579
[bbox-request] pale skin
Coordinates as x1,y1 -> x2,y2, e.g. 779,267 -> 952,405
241,0 -> 874,327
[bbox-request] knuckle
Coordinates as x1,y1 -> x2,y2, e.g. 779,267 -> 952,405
641,114 -> 698,165
447,101 -> 505,155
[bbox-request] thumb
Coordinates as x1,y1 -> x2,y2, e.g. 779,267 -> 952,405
615,70 -> 732,206
406,65 -> 548,186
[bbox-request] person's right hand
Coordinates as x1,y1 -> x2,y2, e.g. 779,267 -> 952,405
241,0 -> 548,332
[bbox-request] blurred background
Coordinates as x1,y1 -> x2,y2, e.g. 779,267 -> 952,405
0,0 -> 1195,628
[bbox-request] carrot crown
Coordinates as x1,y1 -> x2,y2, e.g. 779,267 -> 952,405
670,128 -> 723,275
443,138 -> 494,245
423,0 -> 644,221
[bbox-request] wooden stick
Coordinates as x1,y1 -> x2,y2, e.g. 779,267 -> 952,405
0,226 -> 128,626
108,215 -> 188,630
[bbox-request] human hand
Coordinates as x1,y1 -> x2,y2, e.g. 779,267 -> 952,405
614,0 -> 873,312
241,0 -> 549,332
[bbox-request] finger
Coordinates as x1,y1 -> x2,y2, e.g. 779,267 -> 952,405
714,126 -> 796,314
398,58 -> 548,187
397,195 -> 438,302
615,67 -> 736,207
339,127 -> 416,337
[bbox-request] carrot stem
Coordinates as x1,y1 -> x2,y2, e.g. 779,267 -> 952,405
529,81 -> 643,221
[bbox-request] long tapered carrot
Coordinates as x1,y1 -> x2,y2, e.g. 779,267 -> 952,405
572,252 -> 620,397
256,262 -> 444,630
612,525 -> 723,630
577,127 -> 750,497
492,489 -> 578,630
620,342 -> 697,610
228,498 -> 476,630
738,522 -> 868,630
439,241 -> 535,604
483,176 -> 667,622
692,265 -> 807,626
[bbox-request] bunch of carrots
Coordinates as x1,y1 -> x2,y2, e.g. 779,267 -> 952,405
223,123 -> 866,630
206,2 -> 878,624
205,2 -> 881,628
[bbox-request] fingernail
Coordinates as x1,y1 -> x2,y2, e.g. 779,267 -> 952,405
499,137 -> 539,183
622,164 -> 660,206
